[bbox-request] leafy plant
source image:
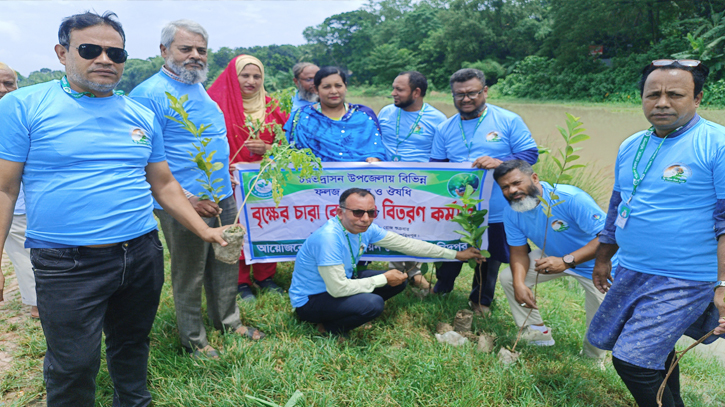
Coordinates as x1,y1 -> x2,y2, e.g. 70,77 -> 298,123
229,97 -> 287,164
445,184 -> 492,269
245,390 -> 304,407
165,92 -> 226,226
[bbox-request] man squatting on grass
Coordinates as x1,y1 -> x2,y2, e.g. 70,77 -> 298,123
494,159 -> 617,359
289,188 -> 484,335
0,11 -> 230,406
130,19 -> 264,360
586,60 -> 725,407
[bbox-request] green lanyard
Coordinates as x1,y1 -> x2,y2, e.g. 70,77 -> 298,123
395,104 -> 427,155
336,217 -> 360,278
60,76 -> 124,98
629,127 -> 667,203
457,106 -> 488,160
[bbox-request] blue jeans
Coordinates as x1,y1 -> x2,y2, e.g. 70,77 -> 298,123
295,269 -> 407,334
31,230 -> 164,407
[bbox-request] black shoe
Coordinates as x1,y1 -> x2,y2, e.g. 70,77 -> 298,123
254,278 -> 285,294
237,283 -> 256,302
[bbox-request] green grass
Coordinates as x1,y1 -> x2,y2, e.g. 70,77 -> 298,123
2,239 -> 725,406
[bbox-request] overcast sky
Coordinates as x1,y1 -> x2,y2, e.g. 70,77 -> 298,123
0,1 -> 366,76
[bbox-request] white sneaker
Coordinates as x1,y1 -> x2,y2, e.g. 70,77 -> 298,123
521,326 -> 555,346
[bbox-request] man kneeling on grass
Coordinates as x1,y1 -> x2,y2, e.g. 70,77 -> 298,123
289,188 -> 483,335
495,160 -> 617,360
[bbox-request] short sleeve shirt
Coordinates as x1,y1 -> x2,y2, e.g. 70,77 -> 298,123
0,80 -> 165,246
430,104 -> 537,222
288,218 -> 388,307
378,103 -> 448,162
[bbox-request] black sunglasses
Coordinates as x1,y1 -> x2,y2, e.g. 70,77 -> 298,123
75,43 -> 128,64
340,206 -> 379,218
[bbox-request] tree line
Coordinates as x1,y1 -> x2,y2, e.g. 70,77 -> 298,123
18,0 -> 725,105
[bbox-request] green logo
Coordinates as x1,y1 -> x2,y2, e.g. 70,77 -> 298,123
446,173 -> 480,197
551,219 -> 569,232
249,176 -> 273,199
486,131 -> 502,142
130,128 -> 151,146
661,164 -> 690,184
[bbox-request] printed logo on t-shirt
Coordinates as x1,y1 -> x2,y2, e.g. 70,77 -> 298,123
130,128 -> 151,146
413,124 -> 423,134
661,163 -> 691,184
486,131 -> 502,142
551,219 -> 569,232
592,214 -> 602,220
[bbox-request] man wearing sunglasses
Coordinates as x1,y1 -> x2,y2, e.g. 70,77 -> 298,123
430,68 -> 539,317
0,11 -> 230,406
291,62 -> 319,112
130,19 -> 264,360
289,188 -> 484,335
587,60 -> 725,407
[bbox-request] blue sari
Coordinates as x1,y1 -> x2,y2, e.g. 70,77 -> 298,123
284,103 -> 386,162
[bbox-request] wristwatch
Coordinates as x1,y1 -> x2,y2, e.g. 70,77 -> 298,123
715,281 -> 725,291
563,254 -> 576,269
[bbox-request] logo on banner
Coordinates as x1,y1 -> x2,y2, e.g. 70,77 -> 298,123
248,176 -> 273,199
551,219 -> 569,232
447,173 -> 481,197
661,163 -> 691,184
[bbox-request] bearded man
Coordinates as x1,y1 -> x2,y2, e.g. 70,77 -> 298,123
130,19 -> 264,359
494,160 -> 615,359
291,62 -> 319,112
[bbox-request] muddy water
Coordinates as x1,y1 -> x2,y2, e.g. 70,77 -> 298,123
350,96 -> 725,170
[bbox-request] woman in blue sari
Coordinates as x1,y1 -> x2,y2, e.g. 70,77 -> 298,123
284,66 -> 385,162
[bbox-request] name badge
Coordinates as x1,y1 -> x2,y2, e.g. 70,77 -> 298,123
615,203 -> 631,229
391,155 -> 401,162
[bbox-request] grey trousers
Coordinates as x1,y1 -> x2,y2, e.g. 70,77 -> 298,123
389,261 -> 423,279
154,196 -> 241,350
4,214 -> 36,306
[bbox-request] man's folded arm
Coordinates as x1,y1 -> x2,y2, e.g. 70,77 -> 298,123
318,264 -> 387,298
374,231 -> 458,259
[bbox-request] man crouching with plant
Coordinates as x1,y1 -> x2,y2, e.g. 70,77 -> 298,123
289,188 -> 484,335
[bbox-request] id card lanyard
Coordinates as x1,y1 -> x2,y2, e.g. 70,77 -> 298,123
392,104 -> 427,161
61,76 -> 124,98
615,127 -> 668,229
457,106 -> 488,160
336,217 -> 361,278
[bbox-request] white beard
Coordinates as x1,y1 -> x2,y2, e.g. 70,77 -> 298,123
510,195 -> 540,213
166,57 -> 208,85
298,86 -> 318,102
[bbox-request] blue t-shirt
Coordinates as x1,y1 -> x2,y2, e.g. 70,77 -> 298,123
504,182 -> 617,280
130,70 -> 232,208
613,118 -> 725,281
431,104 -> 537,223
291,91 -> 315,113
288,218 -> 388,308
0,80 -> 165,246
378,103 -> 448,162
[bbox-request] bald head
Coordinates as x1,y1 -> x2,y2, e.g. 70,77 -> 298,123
0,62 -> 18,99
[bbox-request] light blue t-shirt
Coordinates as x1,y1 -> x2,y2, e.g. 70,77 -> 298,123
289,218 -> 388,308
378,103 -> 448,162
130,70 -> 232,208
613,117 -> 725,281
291,91 -> 315,113
0,80 -> 166,246
431,104 -> 537,223
504,182 -> 617,280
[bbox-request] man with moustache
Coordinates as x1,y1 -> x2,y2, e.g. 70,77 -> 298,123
291,62 -> 319,112
378,71 -> 447,289
494,160 -> 613,359
0,12 -> 230,406
130,20 -> 264,359
430,68 -> 539,316
587,60 -> 725,407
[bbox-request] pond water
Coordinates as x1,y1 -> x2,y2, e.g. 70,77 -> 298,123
349,96 -> 725,172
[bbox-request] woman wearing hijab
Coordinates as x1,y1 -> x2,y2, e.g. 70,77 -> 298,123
208,55 -> 288,301
284,66 -> 385,162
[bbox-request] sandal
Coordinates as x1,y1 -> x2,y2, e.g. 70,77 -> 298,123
189,345 -> 219,359
235,325 -> 265,340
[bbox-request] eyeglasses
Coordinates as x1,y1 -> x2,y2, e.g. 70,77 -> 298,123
453,89 -> 484,101
300,78 -> 315,83
651,59 -> 701,67
340,206 -> 378,218
75,44 -> 128,64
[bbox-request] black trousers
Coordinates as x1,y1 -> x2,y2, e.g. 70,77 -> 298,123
32,230 -> 164,407
612,350 -> 684,407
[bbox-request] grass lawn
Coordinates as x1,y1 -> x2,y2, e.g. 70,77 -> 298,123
2,236 -> 725,406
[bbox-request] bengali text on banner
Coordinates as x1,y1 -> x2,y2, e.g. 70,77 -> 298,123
233,162 -> 494,264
